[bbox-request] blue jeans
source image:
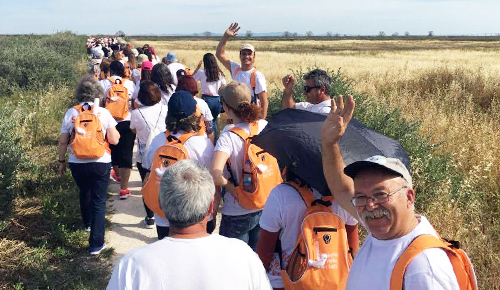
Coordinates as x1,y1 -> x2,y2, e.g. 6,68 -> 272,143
219,211 -> 262,251
201,95 -> 222,139
69,162 -> 110,248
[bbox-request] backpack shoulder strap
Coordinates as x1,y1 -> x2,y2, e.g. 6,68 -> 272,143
108,77 -> 115,84
177,130 -> 204,144
390,234 -> 471,290
249,121 -> 259,137
230,126 -> 249,140
250,68 -> 257,89
285,181 -> 316,208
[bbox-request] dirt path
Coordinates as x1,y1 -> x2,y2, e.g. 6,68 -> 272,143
106,147 -> 220,265
106,164 -> 157,264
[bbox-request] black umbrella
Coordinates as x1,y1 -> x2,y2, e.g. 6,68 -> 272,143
252,108 -> 410,196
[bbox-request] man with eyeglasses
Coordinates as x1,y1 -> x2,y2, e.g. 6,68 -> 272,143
321,95 -> 463,289
281,69 -> 333,114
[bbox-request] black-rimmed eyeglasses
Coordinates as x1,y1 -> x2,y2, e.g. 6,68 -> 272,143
303,85 -> 321,93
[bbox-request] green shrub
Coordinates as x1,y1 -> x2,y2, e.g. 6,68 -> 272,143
0,32 -> 86,96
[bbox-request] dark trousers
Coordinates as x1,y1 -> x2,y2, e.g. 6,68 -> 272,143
110,121 -> 136,168
137,162 -> 154,219
69,162 -> 110,248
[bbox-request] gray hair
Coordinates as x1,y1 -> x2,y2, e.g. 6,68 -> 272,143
159,160 -> 215,228
303,69 -> 331,94
75,74 -> 104,103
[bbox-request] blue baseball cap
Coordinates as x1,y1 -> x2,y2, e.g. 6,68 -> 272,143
167,91 -> 197,119
165,52 -> 177,62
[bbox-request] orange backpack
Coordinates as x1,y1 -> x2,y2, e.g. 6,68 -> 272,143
69,104 -> 109,159
227,122 -> 282,210
390,235 -> 477,290
281,182 -> 352,290
232,67 -> 258,104
105,77 -> 129,120
142,131 -> 204,219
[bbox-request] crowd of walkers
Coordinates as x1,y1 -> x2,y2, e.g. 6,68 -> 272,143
58,24 -> 477,289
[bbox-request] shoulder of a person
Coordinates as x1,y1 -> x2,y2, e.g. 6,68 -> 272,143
255,69 -> 266,78
257,119 -> 268,130
270,183 -> 298,199
220,124 -> 236,134
213,234 -> 256,252
405,247 -> 455,280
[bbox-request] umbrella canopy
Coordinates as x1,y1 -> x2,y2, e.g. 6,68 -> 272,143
252,109 -> 410,196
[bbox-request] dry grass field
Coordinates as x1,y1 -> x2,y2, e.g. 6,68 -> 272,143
131,38 -> 500,288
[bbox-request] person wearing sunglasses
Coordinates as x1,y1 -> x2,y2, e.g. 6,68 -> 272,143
281,69 -> 333,114
320,96 -> 473,290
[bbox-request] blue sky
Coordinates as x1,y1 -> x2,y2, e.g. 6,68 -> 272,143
1,0 -> 499,36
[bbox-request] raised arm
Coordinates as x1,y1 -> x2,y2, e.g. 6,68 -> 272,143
281,74 -> 296,109
258,91 -> 268,120
192,60 -> 203,77
216,23 -> 240,72
321,95 -> 358,218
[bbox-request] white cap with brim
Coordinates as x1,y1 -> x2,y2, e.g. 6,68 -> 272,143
344,155 -> 413,188
240,43 -> 255,52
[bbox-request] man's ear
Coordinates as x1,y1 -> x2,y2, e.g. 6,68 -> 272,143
207,198 -> 215,216
406,188 -> 416,208
320,85 -> 327,95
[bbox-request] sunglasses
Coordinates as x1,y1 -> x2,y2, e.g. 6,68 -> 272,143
303,85 -> 321,93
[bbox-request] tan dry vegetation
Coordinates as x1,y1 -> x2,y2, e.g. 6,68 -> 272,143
131,38 -> 500,288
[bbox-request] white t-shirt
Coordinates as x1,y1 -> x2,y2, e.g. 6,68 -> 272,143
214,120 -> 268,216
295,99 -> 331,114
167,62 -> 186,86
346,215 -> 462,290
107,234 -> 272,290
259,183 -> 358,288
100,75 -> 136,121
230,61 -> 266,102
145,130 -> 214,227
159,89 -> 173,106
193,69 -> 227,96
60,102 -> 117,164
194,97 -> 214,122
129,103 -> 168,165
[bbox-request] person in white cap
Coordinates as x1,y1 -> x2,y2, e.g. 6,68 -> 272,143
321,95 -> 476,289
216,22 -> 269,119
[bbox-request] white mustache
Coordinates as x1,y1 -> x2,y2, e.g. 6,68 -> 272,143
362,207 -> 390,220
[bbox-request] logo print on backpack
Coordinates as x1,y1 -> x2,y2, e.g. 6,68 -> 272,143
324,234 -> 331,244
